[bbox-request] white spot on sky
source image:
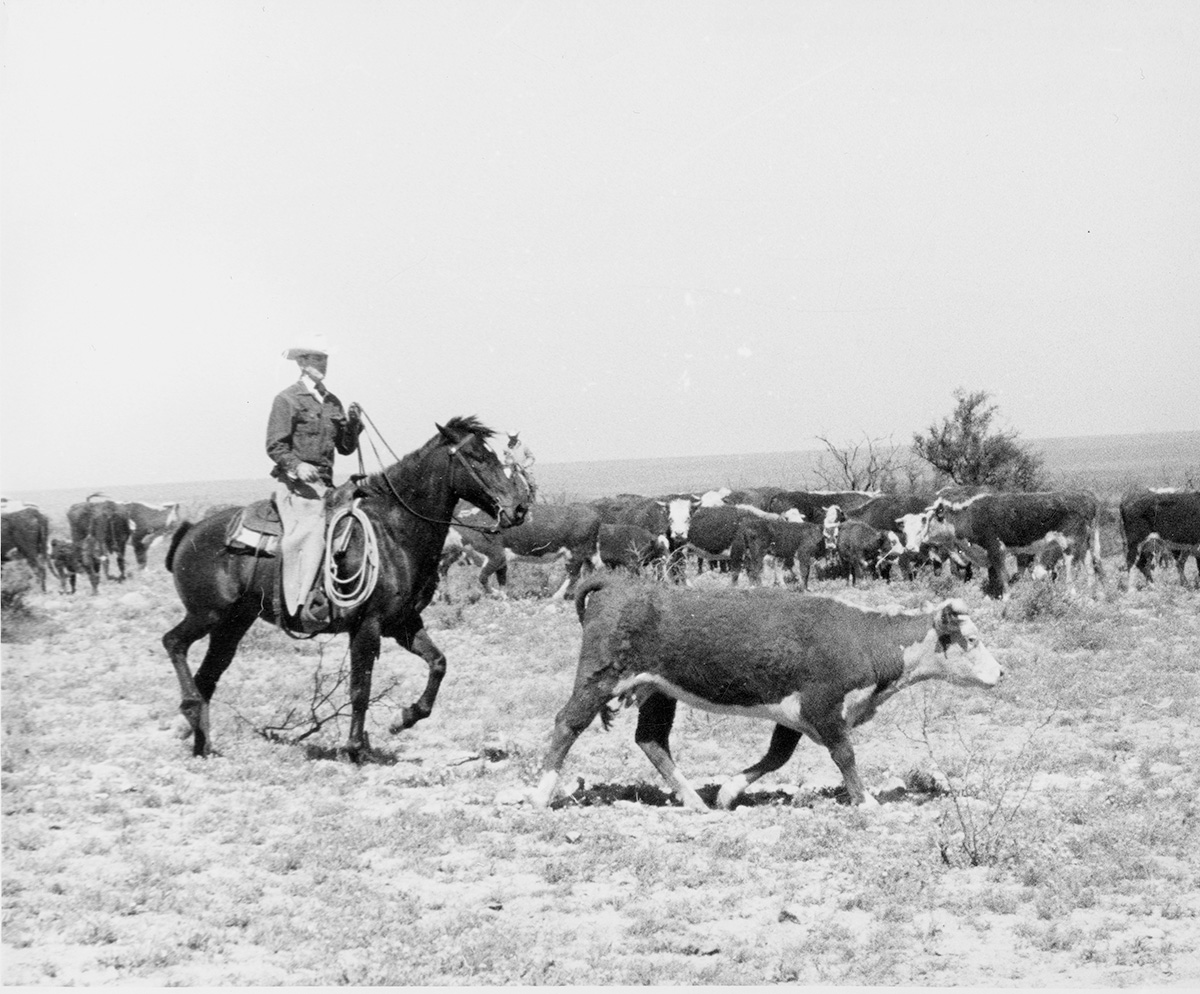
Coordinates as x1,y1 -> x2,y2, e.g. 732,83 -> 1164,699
677,370 -> 692,392
737,346 -> 752,358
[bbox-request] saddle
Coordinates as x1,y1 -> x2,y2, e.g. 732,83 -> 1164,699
225,498 -> 283,555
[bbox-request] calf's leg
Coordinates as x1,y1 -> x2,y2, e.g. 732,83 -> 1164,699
716,723 -> 802,809
633,693 -> 708,812
533,679 -> 615,808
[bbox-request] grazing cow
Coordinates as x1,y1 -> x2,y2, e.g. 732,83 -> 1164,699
126,501 -> 181,568
758,518 -> 826,590
919,491 -> 1102,598
534,576 -> 1003,811
1120,489 -> 1200,588
685,504 -> 777,581
49,538 -> 102,595
835,520 -> 905,586
453,502 -> 603,598
1,505 -> 51,592
67,497 -> 132,582
594,524 -> 669,574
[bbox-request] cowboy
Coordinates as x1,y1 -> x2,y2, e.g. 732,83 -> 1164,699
266,338 -> 363,625
502,430 -> 538,503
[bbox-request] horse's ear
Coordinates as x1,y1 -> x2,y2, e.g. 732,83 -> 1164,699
436,422 -> 454,443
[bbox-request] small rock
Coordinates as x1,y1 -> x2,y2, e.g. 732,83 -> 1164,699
779,905 -> 806,924
564,829 -> 583,844
493,786 -> 530,806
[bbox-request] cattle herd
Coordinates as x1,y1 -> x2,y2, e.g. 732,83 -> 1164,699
438,484 -> 1200,600
2,481 -> 1198,809
1,494 -> 180,595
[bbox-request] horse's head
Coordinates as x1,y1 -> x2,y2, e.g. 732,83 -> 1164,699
437,417 -> 528,528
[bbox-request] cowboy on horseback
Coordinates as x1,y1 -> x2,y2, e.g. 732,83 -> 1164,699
502,430 -> 538,503
267,337 -> 363,627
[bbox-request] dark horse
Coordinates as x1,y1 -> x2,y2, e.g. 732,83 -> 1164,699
162,416 -> 526,760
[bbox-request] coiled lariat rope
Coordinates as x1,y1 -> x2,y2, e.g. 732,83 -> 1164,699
322,499 -> 380,611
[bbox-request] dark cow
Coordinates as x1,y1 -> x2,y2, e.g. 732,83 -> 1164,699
49,538 -> 102,595
684,505 -> 777,581
723,486 -> 786,512
758,518 -> 826,590
67,497 -> 132,582
765,490 -> 876,522
451,502 -> 602,598
847,494 -> 936,532
836,520 -> 904,586
126,501 -> 181,568
918,491 -> 1102,598
533,576 -> 1002,811
594,524 -> 669,574
1120,489 -> 1200,588
1,505 -> 51,592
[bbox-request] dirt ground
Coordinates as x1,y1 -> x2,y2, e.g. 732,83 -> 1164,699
2,552 -> 1199,986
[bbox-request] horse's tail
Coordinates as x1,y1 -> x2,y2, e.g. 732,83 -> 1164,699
165,521 -> 193,574
573,573 -> 610,624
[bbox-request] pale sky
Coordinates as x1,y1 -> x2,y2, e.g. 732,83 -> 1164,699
3,1 -> 1198,491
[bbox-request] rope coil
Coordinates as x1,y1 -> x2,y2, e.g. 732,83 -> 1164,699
322,500 -> 380,611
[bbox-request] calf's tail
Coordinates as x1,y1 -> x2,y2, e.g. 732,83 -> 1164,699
164,521 -> 193,574
573,573 -> 610,623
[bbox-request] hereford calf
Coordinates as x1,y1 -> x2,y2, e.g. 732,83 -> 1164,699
534,576 -> 1002,812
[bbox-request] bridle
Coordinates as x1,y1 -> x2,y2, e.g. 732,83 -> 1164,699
356,410 -> 507,534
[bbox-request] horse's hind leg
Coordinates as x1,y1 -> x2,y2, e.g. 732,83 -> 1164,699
163,608 -> 256,757
388,627 -> 446,735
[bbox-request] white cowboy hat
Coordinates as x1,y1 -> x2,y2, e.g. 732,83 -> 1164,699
282,334 -> 334,360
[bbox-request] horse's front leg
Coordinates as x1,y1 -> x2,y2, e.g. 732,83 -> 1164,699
389,627 -> 446,733
345,617 -> 381,762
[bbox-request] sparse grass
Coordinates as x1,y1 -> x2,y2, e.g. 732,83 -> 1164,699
3,546 -> 1199,986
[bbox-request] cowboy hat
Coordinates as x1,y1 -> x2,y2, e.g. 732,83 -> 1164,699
283,334 -> 334,360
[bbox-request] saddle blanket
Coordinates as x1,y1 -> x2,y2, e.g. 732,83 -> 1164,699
226,498 -> 282,555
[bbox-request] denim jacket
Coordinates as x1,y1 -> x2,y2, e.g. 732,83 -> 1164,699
266,381 -> 362,486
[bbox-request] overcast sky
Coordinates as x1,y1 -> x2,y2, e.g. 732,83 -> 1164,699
3,1 -> 1197,491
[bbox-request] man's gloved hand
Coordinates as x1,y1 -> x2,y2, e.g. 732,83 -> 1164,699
347,402 -> 363,421
294,462 -> 321,483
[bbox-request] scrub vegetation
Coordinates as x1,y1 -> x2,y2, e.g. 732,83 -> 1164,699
2,507 -> 1198,986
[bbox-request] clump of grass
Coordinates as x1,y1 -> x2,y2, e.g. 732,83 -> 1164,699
1005,579 -> 1072,621
914,696 -> 1059,868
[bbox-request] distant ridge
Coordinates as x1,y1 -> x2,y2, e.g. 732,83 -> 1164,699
7,431 -> 1198,522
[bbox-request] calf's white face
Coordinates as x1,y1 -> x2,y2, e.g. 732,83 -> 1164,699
896,513 -> 927,552
907,599 -> 1003,688
699,488 -> 731,507
665,497 -> 695,542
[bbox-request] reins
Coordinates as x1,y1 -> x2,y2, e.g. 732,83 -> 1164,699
354,406 -> 505,535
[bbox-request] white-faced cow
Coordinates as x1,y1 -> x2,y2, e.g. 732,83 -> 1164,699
126,501 -> 181,569
1120,489 -> 1200,588
918,491 -> 1102,599
450,503 -> 603,598
533,576 -> 1003,811
1,505 -> 51,592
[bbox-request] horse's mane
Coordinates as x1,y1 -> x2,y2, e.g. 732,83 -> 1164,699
359,415 -> 496,498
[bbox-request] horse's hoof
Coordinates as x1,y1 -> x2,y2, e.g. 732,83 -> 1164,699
172,715 -> 194,740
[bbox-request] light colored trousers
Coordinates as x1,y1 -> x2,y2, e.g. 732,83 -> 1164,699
275,481 -> 327,615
